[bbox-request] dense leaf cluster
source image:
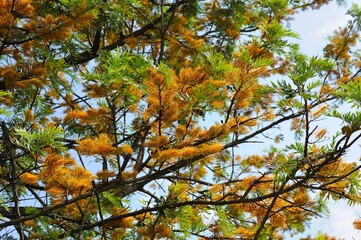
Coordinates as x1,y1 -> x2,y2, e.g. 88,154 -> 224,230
1,0 -> 361,239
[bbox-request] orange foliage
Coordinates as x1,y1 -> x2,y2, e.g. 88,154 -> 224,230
39,154 -> 94,198
96,170 -> 116,181
354,219 -> 361,230
77,134 -> 116,156
19,172 -> 39,185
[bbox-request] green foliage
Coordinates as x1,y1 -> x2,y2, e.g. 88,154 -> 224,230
24,206 -> 41,215
270,147 -> 298,184
14,126 -> 66,154
289,54 -> 334,88
0,91 -> 12,116
336,80 -> 361,108
216,206 -> 237,237
258,19 -> 299,53
84,49 -> 150,87
182,0 -> 202,18
329,110 -> 361,130
205,51 -> 235,78
38,216 -> 65,239
314,195 -> 330,217
270,80 -> 297,99
158,62 -> 174,85
287,141 -> 305,154
348,3 -> 361,30
175,205 -> 204,237
347,170 -> 361,205
314,231 -> 333,240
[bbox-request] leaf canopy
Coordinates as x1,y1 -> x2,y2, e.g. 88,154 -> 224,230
1,0 -> 361,239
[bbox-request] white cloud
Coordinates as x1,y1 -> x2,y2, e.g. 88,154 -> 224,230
304,200 -> 361,239
291,1 -> 353,55
290,200 -> 361,239
327,201 -> 361,238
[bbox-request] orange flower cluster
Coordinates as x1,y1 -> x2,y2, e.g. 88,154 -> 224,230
76,134 -> 116,157
39,154 -> 94,198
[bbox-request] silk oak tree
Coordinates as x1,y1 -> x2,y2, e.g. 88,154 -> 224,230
1,0 -> 361,239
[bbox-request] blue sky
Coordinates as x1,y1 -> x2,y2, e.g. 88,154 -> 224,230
290,1 -> 361,239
